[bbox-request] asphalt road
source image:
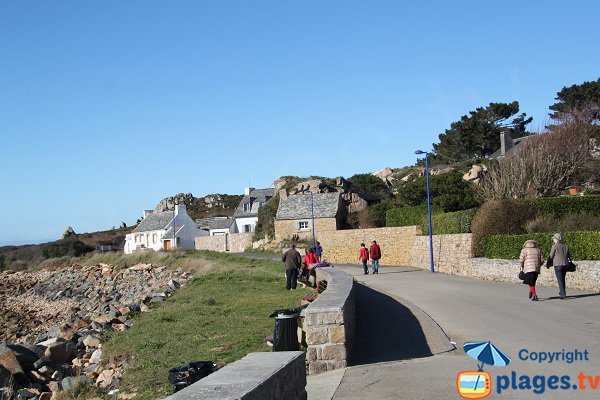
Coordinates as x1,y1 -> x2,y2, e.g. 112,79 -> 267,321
330,264 -> 600,400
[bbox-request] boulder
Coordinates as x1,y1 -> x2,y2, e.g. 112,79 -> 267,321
60,375 -> 90,391
82,335 -> 101,348
0,365 -> 12,388
0,349 -> 24,376
463,163 -> 488,185
96,369 -> 117,389
89,349 -> 102,365
44,342 -> 76,364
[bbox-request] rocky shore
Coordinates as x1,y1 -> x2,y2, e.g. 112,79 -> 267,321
0,263 -> 190,399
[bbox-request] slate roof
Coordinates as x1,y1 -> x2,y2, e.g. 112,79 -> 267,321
162,226 -> 183,239
276,192 -> 342,220
209,218 -> 234,230
133,211 -> 174,233
233,188 -> 276,218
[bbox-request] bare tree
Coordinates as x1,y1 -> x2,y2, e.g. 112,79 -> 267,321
479,121 -> 594,200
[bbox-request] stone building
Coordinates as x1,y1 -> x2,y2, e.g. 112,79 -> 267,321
274,192 -> 346,241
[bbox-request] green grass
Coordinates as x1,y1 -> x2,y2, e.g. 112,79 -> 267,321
101,251 -> 305,399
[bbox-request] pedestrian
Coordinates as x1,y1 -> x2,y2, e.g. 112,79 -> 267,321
548,233 -> 571,300
518,239 -> 543,301
302,248 -> 319,281
358,243 -> 369,275
314,241 -> 323,261
282,243 -> 302,290
369,240 -> 381,274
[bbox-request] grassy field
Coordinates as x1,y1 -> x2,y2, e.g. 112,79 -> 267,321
97,251 -> 306,399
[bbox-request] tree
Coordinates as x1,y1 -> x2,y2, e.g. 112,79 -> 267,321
479,120 -> 594,200
549,78 -> 600,126
432,102 -> 532,163
347,174 -> 392,203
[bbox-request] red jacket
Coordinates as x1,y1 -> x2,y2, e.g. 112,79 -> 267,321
303,253 -> 319,268
370,243 -> 381,260
359,247 -> 369,261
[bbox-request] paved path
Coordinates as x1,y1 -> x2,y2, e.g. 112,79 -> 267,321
311,265 -> 600,400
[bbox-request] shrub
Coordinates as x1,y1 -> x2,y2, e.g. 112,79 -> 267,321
482,231 -> 600,260
386,205 -> 442,227
525,212 -> 600,233
348,173 -> 392,203
471,200 -> 538,256
41,239 -> 94,259
526,195 -> 600,218
421,209 -> 477,235
252,194 -> 280,241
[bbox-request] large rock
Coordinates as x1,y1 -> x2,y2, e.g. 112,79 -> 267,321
44,342 -> 76,364
61,227 -> 76,239
372,167 -> 396,186
463,163 -> 488,184
60,375 -> 90,391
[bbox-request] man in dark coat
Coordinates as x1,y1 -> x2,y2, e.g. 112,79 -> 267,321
282,243 -> 302,290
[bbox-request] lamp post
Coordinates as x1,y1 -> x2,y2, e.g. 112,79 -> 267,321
415,150 -> 434,273
303,190 -> 316,252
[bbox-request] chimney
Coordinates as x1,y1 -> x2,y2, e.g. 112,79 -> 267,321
279,188 -> 288,200
500,132 -> 513,156
174,205 -> 186,216
143,210 -> 153,218
244,187 -> 255,196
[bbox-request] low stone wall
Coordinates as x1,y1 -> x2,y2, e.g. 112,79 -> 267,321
166,351 -> 307,400
318,226 -> 421,266
411,233 -> 472,275
305,267 -> 355,375
468,258 -> 600,292
195,233 -> 253,253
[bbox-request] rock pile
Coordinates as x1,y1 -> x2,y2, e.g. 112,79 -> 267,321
0,263 -> 190,399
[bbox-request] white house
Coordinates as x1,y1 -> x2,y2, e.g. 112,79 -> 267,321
124,205 -> 207,254
232,187 -> 276,233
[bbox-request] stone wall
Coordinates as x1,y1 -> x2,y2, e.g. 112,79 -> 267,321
411,233 -> 472,275
274,218 -> 338,241
468,258 -> 600,292
318,226 -> 421,266
195,233 -> 253,253
166,351 -> 307,400
305,267 -> 355,375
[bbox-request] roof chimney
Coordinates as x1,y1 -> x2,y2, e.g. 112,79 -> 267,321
244,187 -> 255,196
500,132 -> 513,156
143,210 -> 153,218
174,205 -> 186,216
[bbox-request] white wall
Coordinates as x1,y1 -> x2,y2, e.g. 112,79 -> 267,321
173,209 -> 208,250
124,229 -> 167,254
234,216 -> 258,233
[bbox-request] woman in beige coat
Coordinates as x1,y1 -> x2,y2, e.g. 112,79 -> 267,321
519,240 -> 544,301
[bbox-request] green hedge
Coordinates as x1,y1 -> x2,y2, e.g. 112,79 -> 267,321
482,231 -> 600,260
386,205 -> 441,227
527,196 -> 600,218
421,209 -> 476,235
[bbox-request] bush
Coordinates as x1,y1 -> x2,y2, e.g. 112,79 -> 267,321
421,209 -> 477,235
41,239 -> 94,259
348,174 -> 392,203
386,205 -> 442,227
527,195 -> 600,218
482,231 -> 600,260
471,200 -> 538,256
253,194 -> 280,241
525,212 -> 600,233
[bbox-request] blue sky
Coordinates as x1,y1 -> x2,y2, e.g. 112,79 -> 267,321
1,1 -> 599,245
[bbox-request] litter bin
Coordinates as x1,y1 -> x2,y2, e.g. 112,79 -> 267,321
168,361 -> 217,393
269,307 -> 303,351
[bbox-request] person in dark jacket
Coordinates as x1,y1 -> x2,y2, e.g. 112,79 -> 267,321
314,242 -> 323,260
369,240 -> 381,274
282,244 -> 302,290
548,233 -> 571,299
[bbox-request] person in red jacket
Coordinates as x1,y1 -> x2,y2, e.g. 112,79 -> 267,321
370,240 -> 381,274
302,248 -> 319,280
359,243 -> 369,275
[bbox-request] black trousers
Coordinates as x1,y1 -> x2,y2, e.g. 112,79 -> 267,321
286,268 -> 298,290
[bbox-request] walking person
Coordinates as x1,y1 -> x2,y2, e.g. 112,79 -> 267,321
548,233 -> 571,300
370,240 -> 381,274
314,241 -> 323,261
359,243 -> 369,275
282,243 -> 302,290
519,239 -> 543,301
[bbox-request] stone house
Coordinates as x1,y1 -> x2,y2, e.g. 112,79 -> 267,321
124,205 -> 207,254
232,187 -> 276,233
274,192 -> 346,241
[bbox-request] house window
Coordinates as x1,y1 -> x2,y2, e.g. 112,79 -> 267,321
244,224 -> 252,233
298,221 -> 309,230
243,202 -> 252,212
152,234 -> 157,244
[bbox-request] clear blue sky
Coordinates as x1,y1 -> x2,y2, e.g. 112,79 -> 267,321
1,1 -> 598,245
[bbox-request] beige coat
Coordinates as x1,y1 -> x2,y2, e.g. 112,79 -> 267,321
519,240 -> 543,273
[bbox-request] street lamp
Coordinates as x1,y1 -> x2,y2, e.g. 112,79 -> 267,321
415,150 -> 435,273
303,190 -> 316,252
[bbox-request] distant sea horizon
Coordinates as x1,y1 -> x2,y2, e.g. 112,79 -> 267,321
0,238 -> 55,247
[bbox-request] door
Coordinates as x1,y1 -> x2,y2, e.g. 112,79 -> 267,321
164,240 -> 172,250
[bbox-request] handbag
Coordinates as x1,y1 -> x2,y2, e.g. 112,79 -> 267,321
518,265 -> 525,280
546,256 -> 553,267
567,260 -> 577,272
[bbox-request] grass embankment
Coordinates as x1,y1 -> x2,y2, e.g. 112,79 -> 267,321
97,251 -> 304,399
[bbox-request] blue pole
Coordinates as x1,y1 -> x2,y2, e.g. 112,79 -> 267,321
310,191 -> 316,252
425,154 -> 435,272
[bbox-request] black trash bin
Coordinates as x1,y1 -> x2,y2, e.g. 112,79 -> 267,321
269,307 -> 303,352
168,361 -> 217,393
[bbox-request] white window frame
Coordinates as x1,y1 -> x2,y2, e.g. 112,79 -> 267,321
298,221 -> 310,230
